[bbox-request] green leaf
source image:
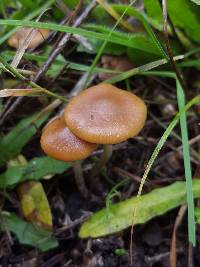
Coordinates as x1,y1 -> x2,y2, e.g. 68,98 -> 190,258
144,0 -> 200,43
63,0 -> 79,9
190,0 -> 200,5
0,113 -> 50,167
79,180 -> 200,238
2,50 -> 121,75
82,24 -> 161,55
195,207 -> 200,223
143,0 -> 163,27
168,0 -> 200,43
0,212 -> 58,251
18,181 -> 53,231
0,156 -> 71,188
0,19 -> 164,54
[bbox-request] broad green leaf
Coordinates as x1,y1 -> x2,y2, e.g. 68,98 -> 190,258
83,24 -> 161,55
0,212 -> 58,251
0,156 -> 71,188
17,181 -> 52,231
79,180 -> 200,238
109,4 -> 168,59
0,113 -> 50,167
63,0 -> 79,9
144,0 -> 200,43
190,0 -> 200,4
144,0 -> 162,25
195,207 -> 200,223
168,0 -> 200,43
18,0 -> 37,9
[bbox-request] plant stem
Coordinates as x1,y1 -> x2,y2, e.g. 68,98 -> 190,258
91,144 -> 113,178
72,161 -> 89,198
0,55 -> 67,103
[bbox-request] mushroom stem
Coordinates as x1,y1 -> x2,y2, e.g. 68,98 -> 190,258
72,161 -> 89,198
91,144 -> 113,177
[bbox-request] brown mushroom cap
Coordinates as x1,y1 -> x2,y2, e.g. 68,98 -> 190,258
7,28 -> 50,49
64,83 -> 147,144
40,117 -> 97,162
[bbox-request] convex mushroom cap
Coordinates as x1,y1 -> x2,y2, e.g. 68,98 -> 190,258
8,28 -> 50,49
64,83 -> 147,144
40,116 -> 97,162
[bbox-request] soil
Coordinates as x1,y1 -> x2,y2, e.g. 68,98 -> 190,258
0,86 -> 199,266
0,8 -> 199,267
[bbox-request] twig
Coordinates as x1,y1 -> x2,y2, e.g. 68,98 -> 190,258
188,243 -> 194,267
55,212 -> 91,235
170,205 -> 187,267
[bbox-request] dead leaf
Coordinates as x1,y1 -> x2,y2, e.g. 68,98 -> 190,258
99,55 -> 134,80
0,88 -> 44,97
17,181 -> 53,231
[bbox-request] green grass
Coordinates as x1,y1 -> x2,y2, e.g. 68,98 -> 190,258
0,0 -> 199,249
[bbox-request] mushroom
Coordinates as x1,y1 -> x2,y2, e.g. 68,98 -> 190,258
7,28 -> 50,49
40,116 -> 97,198
64,83 -> 147,176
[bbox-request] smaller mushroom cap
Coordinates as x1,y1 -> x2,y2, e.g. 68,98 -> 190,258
40,117 -> 97,162
7,28 -> 50,49
64,83 -> 147,144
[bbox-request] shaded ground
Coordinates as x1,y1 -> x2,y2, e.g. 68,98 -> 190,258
0,1 -> 200,266
0,79 -> 199,266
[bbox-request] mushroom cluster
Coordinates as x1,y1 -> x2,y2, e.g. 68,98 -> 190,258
40,83 -> 147,197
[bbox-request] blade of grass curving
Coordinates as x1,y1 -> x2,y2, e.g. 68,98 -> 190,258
0,0 -> 55,45
83,24 -> 161,55
0,55 -> 67,103
176,79 -> 195,245
162,0 -> 195,245
129,95 -> 200,263
0,19 -> 158,51
2,51 -> 121,75
104,55 -> 184,84
104,45 -> 200,84
134,93 -> 200,215
96,0 -> 136,32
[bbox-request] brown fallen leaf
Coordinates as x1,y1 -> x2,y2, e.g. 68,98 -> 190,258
17,181 -> 53,231
99,55 -> 134,81
7,28 -> 50,50
0,88 -> 44,97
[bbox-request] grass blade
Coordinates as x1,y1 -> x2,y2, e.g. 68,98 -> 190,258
0,19 -> 161,51
176,79 -> 195,245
